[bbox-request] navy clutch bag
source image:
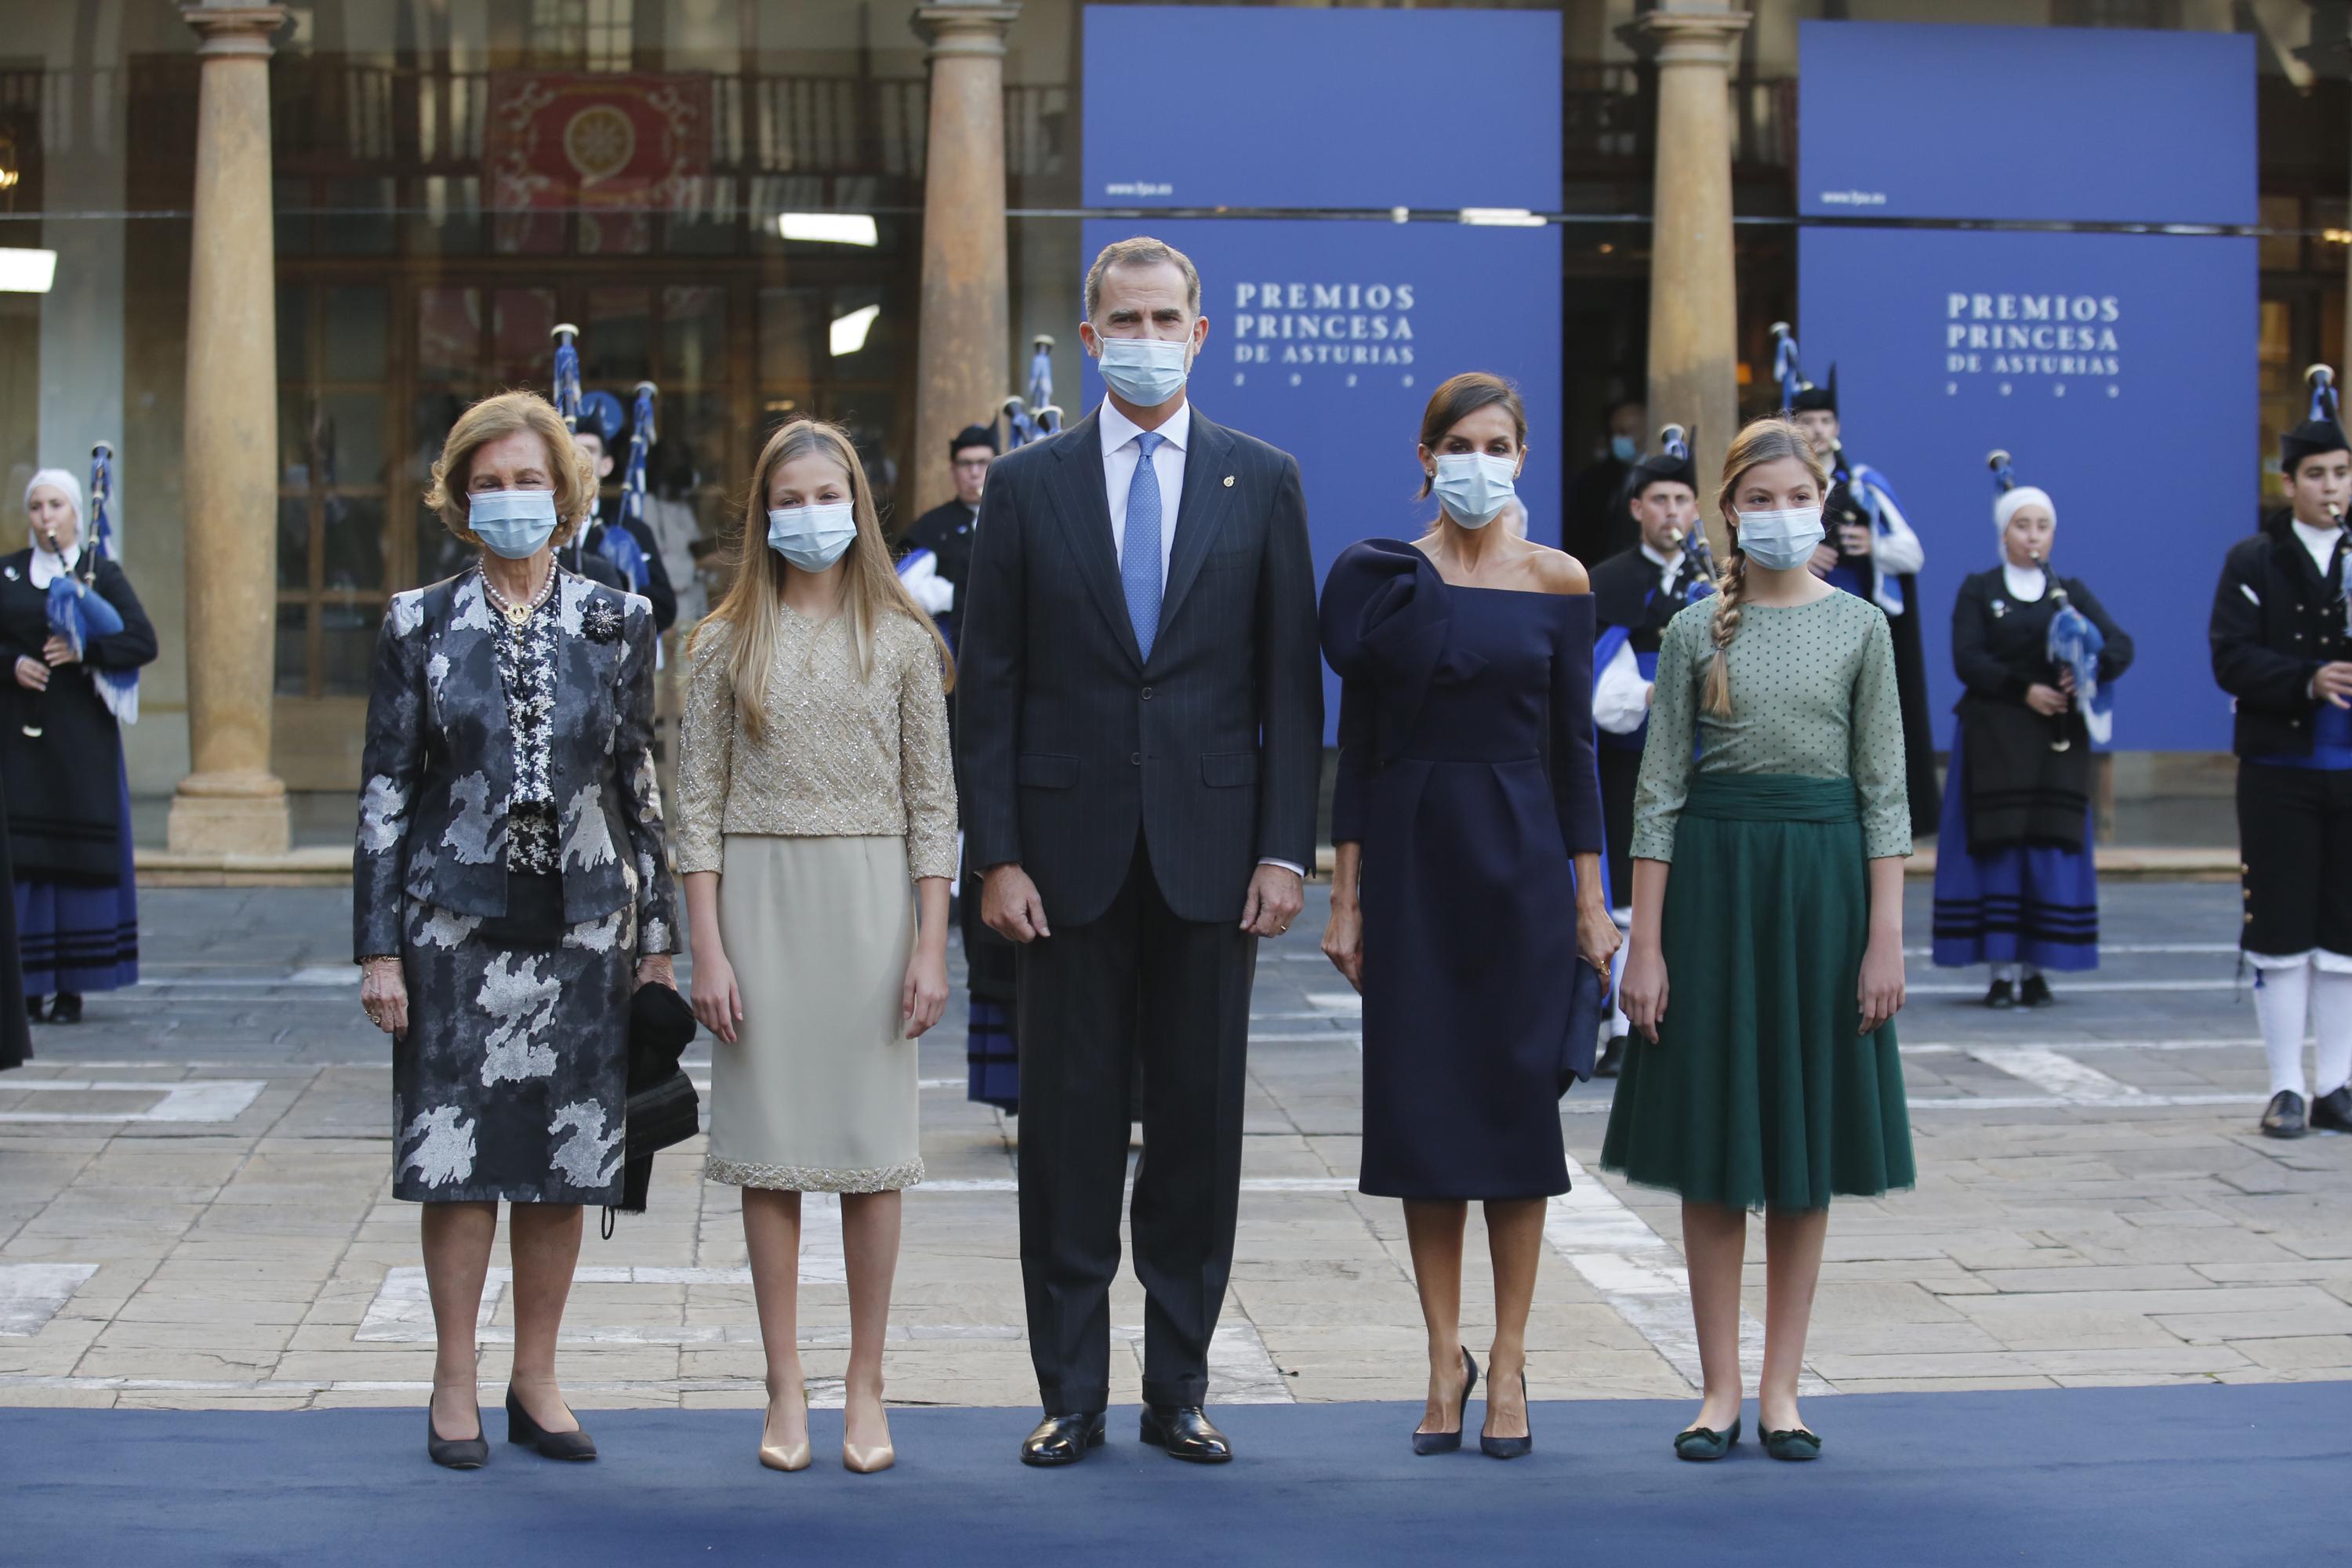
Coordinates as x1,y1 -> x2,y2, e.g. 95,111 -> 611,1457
1557,958 -> 1610,1094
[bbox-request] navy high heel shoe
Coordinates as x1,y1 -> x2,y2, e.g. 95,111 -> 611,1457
1411,1346 -> 1478,1455
1479,1372 -> 1532,1460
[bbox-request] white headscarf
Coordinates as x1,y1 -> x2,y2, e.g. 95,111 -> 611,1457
24,467 -> 82,521
24,467 -> 85,583
1994,485 -> 2053,563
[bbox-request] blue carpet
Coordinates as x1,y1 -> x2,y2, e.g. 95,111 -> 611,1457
10,1385 -> 2342,1566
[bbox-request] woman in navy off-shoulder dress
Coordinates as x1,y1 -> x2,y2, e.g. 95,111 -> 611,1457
1319,373 -> 1617,1459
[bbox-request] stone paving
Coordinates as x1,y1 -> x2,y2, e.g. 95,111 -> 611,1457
2,881 -> 2348,1417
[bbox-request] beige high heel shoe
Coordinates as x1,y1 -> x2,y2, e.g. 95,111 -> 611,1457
842,1404 -> 895,1474
758,1381 -> 812,1473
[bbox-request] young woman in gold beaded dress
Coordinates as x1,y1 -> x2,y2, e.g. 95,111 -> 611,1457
677,419 -> 956,1476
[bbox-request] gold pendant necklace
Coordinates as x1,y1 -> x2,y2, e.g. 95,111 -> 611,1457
485,564 -> 549,629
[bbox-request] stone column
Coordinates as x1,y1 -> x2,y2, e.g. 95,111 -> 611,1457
1641,2 -> 1750,560
169,3 -> 290,857
909,3 -> 1018,518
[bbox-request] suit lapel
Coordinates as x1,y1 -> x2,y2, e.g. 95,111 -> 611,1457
1046,412 -> 1145,669
1156,411 -> 1236,645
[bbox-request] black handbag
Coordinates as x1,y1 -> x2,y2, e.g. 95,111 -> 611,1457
608,981 -> 700,1224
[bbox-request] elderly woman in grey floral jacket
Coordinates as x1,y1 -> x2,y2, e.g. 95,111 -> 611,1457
354,389 -> 678,1470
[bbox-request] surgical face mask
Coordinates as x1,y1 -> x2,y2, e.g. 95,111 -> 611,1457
468,488 -> 559,560
767,501 -> 859,572
1432,452 -> 1519,530
1095,335 -> 1191,408
1732,505 -> 1826,572
1610,434 -> 1639,463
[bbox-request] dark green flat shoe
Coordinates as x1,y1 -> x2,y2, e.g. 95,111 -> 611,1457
1673,1416 -> 1740,1461
1763,1426 -> 1821,1461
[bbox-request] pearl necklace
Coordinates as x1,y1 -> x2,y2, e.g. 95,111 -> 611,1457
481,561 -> 557,628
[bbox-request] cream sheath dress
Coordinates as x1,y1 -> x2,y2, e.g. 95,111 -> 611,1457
676,605 -> 956,1192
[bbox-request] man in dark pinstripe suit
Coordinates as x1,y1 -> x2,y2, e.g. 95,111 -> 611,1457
959,238 -> 1323,1468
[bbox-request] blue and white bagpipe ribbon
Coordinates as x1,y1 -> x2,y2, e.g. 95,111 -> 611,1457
45,442 -> 137,725
2311,361 -> 2342,427
550,321 -> 653,590
1772,325 -> 1806,414
551,322 -> 583,432
2049,599 -> 2112,746
597,381 -> 656,593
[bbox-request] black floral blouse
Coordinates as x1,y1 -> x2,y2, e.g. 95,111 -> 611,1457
492,589 -> 563,874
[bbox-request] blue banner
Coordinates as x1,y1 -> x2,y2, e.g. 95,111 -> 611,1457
1082,5 -> 1559,212
1079,7 -> 1564,742
1798,22 -> 2255,226
1798,225 -> 2256,753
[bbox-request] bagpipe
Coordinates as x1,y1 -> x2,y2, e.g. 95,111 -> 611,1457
896,336 -> 1064,616
1651,423 -> 1719,590
2309,367 -> 2351,615
550,321 -> 657,596
1769,322 -> 1894,590
23,441 -> 138,739
1987,448 -> 2111,750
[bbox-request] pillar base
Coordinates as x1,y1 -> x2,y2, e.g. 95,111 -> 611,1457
167,770 -> 291,857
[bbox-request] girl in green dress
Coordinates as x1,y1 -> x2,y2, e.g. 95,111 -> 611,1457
1604,417 -> 1914,1463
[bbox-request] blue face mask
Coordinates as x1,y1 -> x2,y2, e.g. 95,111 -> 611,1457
1610,434 -> 1639,463
1733,505 -> 1826,572
468,488 -> 559,560
1095,336 -> 1191,408
1432,452 -> 1519,530
767,502 -> 859,572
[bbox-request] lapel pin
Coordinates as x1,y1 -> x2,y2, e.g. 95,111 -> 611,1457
1222,474 -> 1234,488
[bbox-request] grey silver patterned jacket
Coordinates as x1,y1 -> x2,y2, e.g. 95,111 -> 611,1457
353,568 -> 677,960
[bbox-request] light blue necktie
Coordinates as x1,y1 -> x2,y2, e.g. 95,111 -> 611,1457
1122,430 -> 1166,660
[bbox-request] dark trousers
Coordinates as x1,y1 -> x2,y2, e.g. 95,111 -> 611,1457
1014,837 -> 1256,1414
2238,761 -> 2352,959
1599,743 -> 1641,910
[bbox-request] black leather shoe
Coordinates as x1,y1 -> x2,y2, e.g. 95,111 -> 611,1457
426,1404 -> 488,1470
506,1388 -> 596,1461
2312,1084 -> 2352,1134
2263,1089 -> 2308,1139
2019,975 -> 2053,1009
24,995 -> 43,1024
1020,1410 -> 1105,1467
1594,1036 -> 1625,1080
48,993 -> 81,1025
1139,1404 -> 1232,1464
1984,979 -> 2016,1009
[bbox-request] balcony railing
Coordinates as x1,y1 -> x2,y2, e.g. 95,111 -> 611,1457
265,62 -> 1069,190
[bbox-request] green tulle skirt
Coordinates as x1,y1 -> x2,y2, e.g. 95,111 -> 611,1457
1599,773 -> 1914,1211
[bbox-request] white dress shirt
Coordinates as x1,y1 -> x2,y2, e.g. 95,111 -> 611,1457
1639,539 -> 1685,593
1096,399 -> 1301,884
1100,396 -> 1189,588
2292,517 -> 2345,580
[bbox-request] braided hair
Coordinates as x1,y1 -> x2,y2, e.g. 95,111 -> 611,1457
1703,417 -> 1829,718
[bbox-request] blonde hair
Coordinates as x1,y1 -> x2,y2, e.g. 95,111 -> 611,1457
1703,417 -> 1831,718
691,419 -> 953,742
424,390 -> 596,552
